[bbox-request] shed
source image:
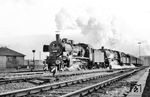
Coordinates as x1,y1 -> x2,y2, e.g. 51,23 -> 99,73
0,47 -> 25,69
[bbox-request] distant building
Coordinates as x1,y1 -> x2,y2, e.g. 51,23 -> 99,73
141,56 -> 150,66
0,47 -> 25,69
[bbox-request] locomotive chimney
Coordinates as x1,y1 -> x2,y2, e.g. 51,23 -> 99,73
56,31 -> 60,41
56,34 -> 60,41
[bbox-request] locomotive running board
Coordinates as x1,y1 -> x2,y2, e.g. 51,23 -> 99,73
73,57 -> 90,60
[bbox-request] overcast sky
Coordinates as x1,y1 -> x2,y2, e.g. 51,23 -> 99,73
0,0 -> 150,60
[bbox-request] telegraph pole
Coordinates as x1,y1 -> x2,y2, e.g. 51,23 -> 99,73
138,42 -> 141,59
39,51 -> 41,61
32,50 -> 36,70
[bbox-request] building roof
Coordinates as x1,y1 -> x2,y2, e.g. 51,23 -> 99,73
0,47 -> 25,57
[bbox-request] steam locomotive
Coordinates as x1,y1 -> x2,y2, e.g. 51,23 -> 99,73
43,34 -> 143,71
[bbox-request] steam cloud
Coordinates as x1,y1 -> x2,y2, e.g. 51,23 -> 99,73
55,8 -> 76,30
55,8 -> 120,48
76,17 -> 105,44
55,8 -> 148,56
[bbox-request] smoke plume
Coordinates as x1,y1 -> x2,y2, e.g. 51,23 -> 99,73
76,17 -> 105,44
55,8 -> 121,48
55,8 -> 146,56
76,15 -> 121,48
55,8 -> 76,30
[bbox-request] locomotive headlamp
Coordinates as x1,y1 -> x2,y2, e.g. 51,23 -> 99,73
55,60 -> 61,64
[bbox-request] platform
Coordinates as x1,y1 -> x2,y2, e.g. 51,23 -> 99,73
127,67 -> 150,97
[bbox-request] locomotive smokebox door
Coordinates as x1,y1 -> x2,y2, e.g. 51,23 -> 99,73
43,45 -> 49,52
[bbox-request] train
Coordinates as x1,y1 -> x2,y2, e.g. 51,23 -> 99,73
43,34 -> 143,71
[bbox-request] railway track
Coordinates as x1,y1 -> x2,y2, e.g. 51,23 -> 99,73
0,67 -> 145,97
0,68 -> 127,85
0,72 -> 44,77
0,72 -> 46,85
0,68 -> 124,94
0,68 -> 124,77
54,68 -> 128,77
60,67 -> 145,97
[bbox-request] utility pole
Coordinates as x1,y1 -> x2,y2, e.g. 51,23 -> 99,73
138,42 -> 141,59
39,51 -> 41,61
32,50 -> 36,70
